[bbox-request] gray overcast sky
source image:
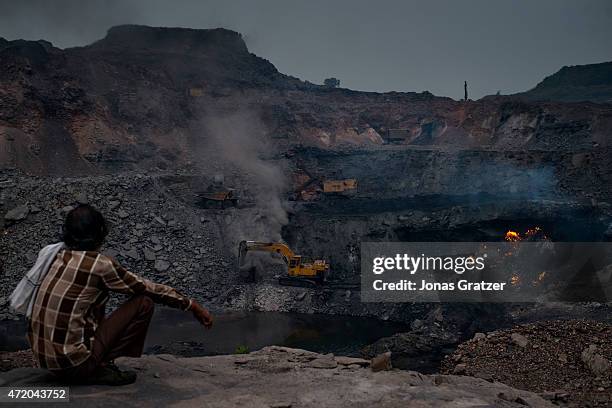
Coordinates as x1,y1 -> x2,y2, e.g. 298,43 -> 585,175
1,0 -> 611,99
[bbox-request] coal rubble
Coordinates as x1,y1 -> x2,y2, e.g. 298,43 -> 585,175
0,169 -> 235,318
441,320 -> 612,407
0,168 -> 421,323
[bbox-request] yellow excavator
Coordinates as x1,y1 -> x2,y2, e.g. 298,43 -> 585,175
238,240 -> 329,286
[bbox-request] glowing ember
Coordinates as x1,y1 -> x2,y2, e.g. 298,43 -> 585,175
510,275 -> 521,285
526,226 -> 541,236
504,227 -> 549,242
505,230 -> 521,242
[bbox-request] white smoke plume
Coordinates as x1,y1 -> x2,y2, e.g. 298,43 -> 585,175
197,109 -> 288,245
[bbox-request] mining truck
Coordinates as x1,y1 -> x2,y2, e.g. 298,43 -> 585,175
322,179 -> 357,194
196,189 -> 238,209
238,240 -> 329,287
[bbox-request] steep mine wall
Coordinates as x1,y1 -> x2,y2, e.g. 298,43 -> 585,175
282,147 -> 612,280
292,147 -> 611,201
1,25 -> 611,178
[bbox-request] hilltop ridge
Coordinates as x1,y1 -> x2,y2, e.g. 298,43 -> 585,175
516,61 -> 612,104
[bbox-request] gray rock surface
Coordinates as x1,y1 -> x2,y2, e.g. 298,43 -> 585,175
4,205 -> 29,222
154,259 -> 170,272
511,333 -> 529,348
581,344 -> 610,376
0,347 -> 554,407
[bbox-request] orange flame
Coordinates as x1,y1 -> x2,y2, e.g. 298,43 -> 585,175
505,230 -> 521,242
504,227 -> 548,242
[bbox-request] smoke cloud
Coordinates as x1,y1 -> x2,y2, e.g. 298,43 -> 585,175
198,109 -> 288,244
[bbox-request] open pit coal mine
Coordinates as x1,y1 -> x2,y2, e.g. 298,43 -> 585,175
0,25 -> 611,405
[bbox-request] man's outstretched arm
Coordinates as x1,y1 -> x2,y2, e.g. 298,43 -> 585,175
99,257 -> 213,328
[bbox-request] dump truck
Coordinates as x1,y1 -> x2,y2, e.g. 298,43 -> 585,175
196,189 -> 238,209
238,240 -> 329,287
322,179 -> 357,193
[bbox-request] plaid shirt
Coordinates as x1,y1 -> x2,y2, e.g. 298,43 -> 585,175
28,249 -> 192,370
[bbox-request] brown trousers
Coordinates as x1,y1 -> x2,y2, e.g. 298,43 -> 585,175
56,295 -> 154,380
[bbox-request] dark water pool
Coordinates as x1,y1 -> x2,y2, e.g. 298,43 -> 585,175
144,308 -> 408,357
0,309 -> 408,358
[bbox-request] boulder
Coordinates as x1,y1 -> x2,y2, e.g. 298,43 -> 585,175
154,260 -> 170,272
511,333 -> 528,348
121,248 -> 140,260
581,345 -> 610,376
371,351 -> 392,372
4,205 -> 29,222
334,356 -> 369,367
452,363 -> 467,375
144,247 -> 156,261
473,332 -> 486,341
307,355 -> 338,369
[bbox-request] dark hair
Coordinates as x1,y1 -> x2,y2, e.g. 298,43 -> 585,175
62,204 -> 108,251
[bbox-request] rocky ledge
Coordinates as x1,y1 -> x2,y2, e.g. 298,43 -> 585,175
0,346 -> 554,407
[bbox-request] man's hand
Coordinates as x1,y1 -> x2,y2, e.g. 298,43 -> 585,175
190,300 -> 213,329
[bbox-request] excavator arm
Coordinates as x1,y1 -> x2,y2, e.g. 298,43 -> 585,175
238,241 -> 296,265
238,240 -> 328,285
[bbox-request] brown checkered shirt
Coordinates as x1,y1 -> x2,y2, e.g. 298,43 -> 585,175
28,249 -> 192,370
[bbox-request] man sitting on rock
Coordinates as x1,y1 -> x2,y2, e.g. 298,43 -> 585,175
28,204 -> 213,385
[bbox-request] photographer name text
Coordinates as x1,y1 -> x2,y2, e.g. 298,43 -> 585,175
372,279 -> 507,291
